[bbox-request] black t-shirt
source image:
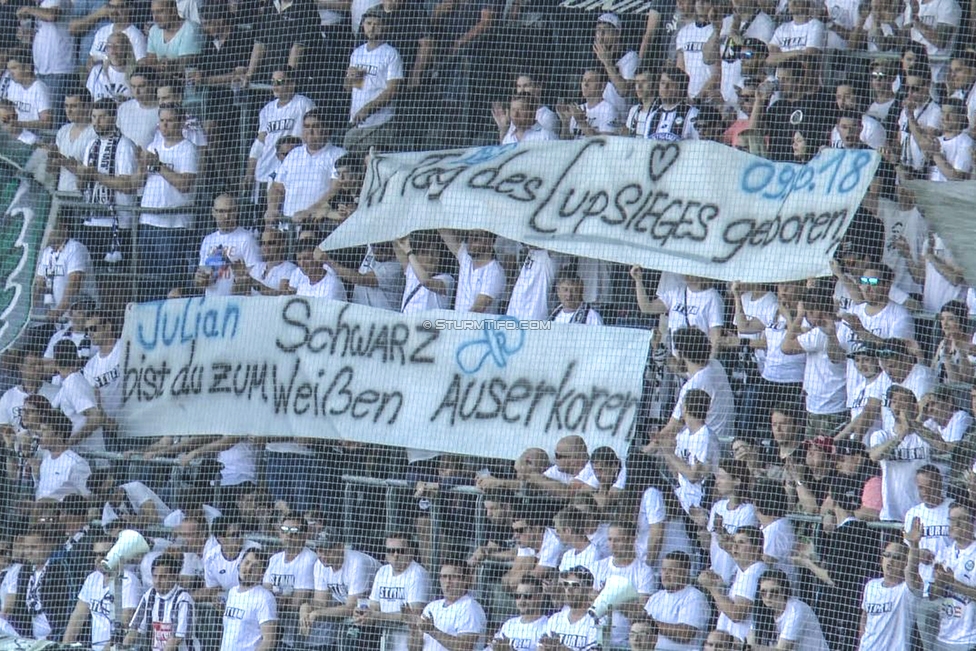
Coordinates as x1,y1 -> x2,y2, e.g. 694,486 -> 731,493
764,91 -> 836,161
254,0 -> 320,82
384,5 -> 427,75
200,25 -> 256,78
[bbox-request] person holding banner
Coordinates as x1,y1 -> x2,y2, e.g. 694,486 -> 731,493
394,235 -> 454,312
438,230 -> 505,314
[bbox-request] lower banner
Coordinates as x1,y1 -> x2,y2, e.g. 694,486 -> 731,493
119,296 -> 652,460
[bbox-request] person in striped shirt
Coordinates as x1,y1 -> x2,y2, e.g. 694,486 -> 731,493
124,553 -> 200,651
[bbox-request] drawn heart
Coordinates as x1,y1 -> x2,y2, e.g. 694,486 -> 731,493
648,143 -> 680,182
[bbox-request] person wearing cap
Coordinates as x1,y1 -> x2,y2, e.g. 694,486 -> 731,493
869,385 -> 933,521
903,464 -> 951,651
298,528 -> 379,649
343,7 -> 403,158
826,438 -> 878,520
878,337 -> 936,401
539,566 -> 601,651
593,13 -> 638,124
407,562 -> 485,651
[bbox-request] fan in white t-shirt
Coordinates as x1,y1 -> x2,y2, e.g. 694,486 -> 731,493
394,236 -> 454,312
591,525 -> 654,648
868,387 -> 931,521
927,99 -> 973,182
632,268 -> 725,354
592,13 -> 638,123
675,0 -> 716,100
195,194 -> 262,297
3,52 -> 53,130
550,273 -> 603,326
325,243 -> 405,311
354,533 -> 428,651
507,248 -> 556,321
413,563 -> 486,651
488,577 -> 548,651
440,231 -> 506,314
768,0 -> 825,64
698,526 -> 768,643
220,550 -> 279,651
859,541 -> 917,651
263,517 -> 317,646
541,565 -> 603,651
652,388 -> 716,518
750,569 -> 828,651
344,8 -> 403,146
644,550 -> 710,650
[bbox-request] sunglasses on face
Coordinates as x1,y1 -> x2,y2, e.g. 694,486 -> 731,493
386,547 -> 407,554
272,78 -> 288,86
881,552 -> 905,559
859,276 -> 880,285
280,525 -> 300,534
871,70 -> 887,78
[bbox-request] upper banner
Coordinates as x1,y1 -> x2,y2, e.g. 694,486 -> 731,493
323,139 -> 879,283
119,297 -> 651,460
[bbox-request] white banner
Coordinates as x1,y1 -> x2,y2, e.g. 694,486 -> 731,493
119,297 -> 651,460
324,138 -> 879,282
906,179 -> 976,285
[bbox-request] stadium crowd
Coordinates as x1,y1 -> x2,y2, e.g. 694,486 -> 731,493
1,0 -> 976,648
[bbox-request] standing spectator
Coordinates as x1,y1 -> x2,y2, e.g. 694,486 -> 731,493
144,0 -> 200,73
85,32 -> 135,102
194,193 -> 262,297
116,66 -> 159,148
878,338 -> 936,401
906,502 -> 976,651
652,388 -> 717,520
199,516 -> 262,604
324,242 -> 405,311
905,0 -> 960,86
263,517 -> 317,648
708,459 -> 759,585
838,264 -> 916,349
706,0 -> 774,106
556,69 -> 618,138
859,542 -> 917,651
354,532 -> 428,651
868,386 -> 931,521
490,73 -> 559,141
766,0 -> 824,64
249,229 -> 298,296
34,412 -> 91,501
749,59 -> 831,161
488,576 -> 548,651
220,550 -> 279,651
393,235 -> 454,312
554,508 -> 606,574
698,526 -> 767,644
591,523 -> 654,648
541,566 -> 602,651
264,108 -> 347,232
438,230 -> 506,314
124,553 -> 199,651
923,98 -> 973,181
17,0 -> 75,123
749,568 -> 828,651
408,563 -> 486,651
592,13 -> 637,124
4,49 -> 52,132
644,550 -> 710,649
61,536 -> 140,651
49,88 -> 95,196
12,530 -> 73,640
498,93 -> 558,144
52,339 -> 106,459
70,98 -> 140,265
932,300 -> 975,384
506,247 -> 556,322
343,6 -> 403,157
915,386 -> 972,470
32,218 -> 97,323
675,0 -> 717,100
896,66 -> 941,178
631,270 -> 724,355
82,0 -> 147,67
137,104 -> 198,301
550,273 -> 603,326
285,230 -> 346,300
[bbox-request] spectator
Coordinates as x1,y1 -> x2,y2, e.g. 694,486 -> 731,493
878,338 -> 935,400
324,242 -> 405,311
644,550 -> 710,649
651,388 -> 716,521
703,630 -> 739,650
85,32 -> 135,101
915,385 -> 972,468
49,88 -> 96,196
540,566 -> 601,651
903,464 -> 951,651
354,532 -> 428,651
853,0 -> 906,52
550,273 -> 603,325
249,228 -> 299,296
706,0 -> 774,106
393,234 -> 454,312
265,108 -> 347,232
505,246 -> 556,321
299,528 -> 379,649
4,49 -> 51,135
698,526 -> 767,643
591,13 -> 637,124
631,270 -> 724,356
932,300 -> 975,383
708,459 -> 759,584
859,541 -> 917,651
220,549 -> 279,651
0,351 -> 57,442
826,439 -> 878,521
906,0 -> 960,86
285,230 -> 346,299
439,230 -> 505,314
52,339 -> 106,458
144,0 -> 201,74
766,0 -> 824,65
896,66 -> 941,178
591,522 -> 654,648
11,530 -> 73,640
488,576 -> 548,651
491,73 -> 558,141
557,69 -> 618,138
749,568 -> 828,651
116,66 -> 159,148
34,410 -> 92,501
408,562 -> 486,651
906,502 -> 976,651
343,6 -> 403,157
553,507 -> 606,574
675,0 -> 717,101
17,0 -> 74,122
947,50 -> 976,129
194,193 -> 262,297
752,479 -> 796,586
61,536 -> 140,651
924,98 -> 973,181
838,343 -> 886,441
124,553 -> 200,651
70,98 -> 140,266
136,104 -> 198,301
198,516 -> 262,605
498,93 -> 558,144
750,59 -> 834,161
869,385 -> 932,521
624,66 -> 700,140
80,0 -> 146,67
263,516 -> 317,647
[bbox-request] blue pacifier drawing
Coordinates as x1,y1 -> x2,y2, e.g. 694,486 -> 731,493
455,317 -> 525,374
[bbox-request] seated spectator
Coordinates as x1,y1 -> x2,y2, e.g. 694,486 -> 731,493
3,50 -> 52,131
124,552 -> 200,651
49,88 -> 96,196
353,532 -> 428,651
767,0 -> 824,65
541,566 -> 602,651
324,242 -> 405,311
408,562 -> 486,651
488,576 -> 548,651
116,66 -> 159,148
61,536 -> 140,651
220,550 -> 279,651
343,7 -> 403,157
591,13 -> 637,124
79,0 -> 147,68
491,73 -> 558,141
299,528 -> 379,648
624,66 -> 700,140
708,459 -> 759,584
645,550 -> 710,648
698,526 -> 767,643
265,108 -> 347,232
859,541 -> 917,651
248,228 -> 298,296
438,230 -> 505,314
194,193 -> 262,297
498,93 -> 558,144
85,32 -> 135,102
749,568 -> 828,651
557,69 -> 618,139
